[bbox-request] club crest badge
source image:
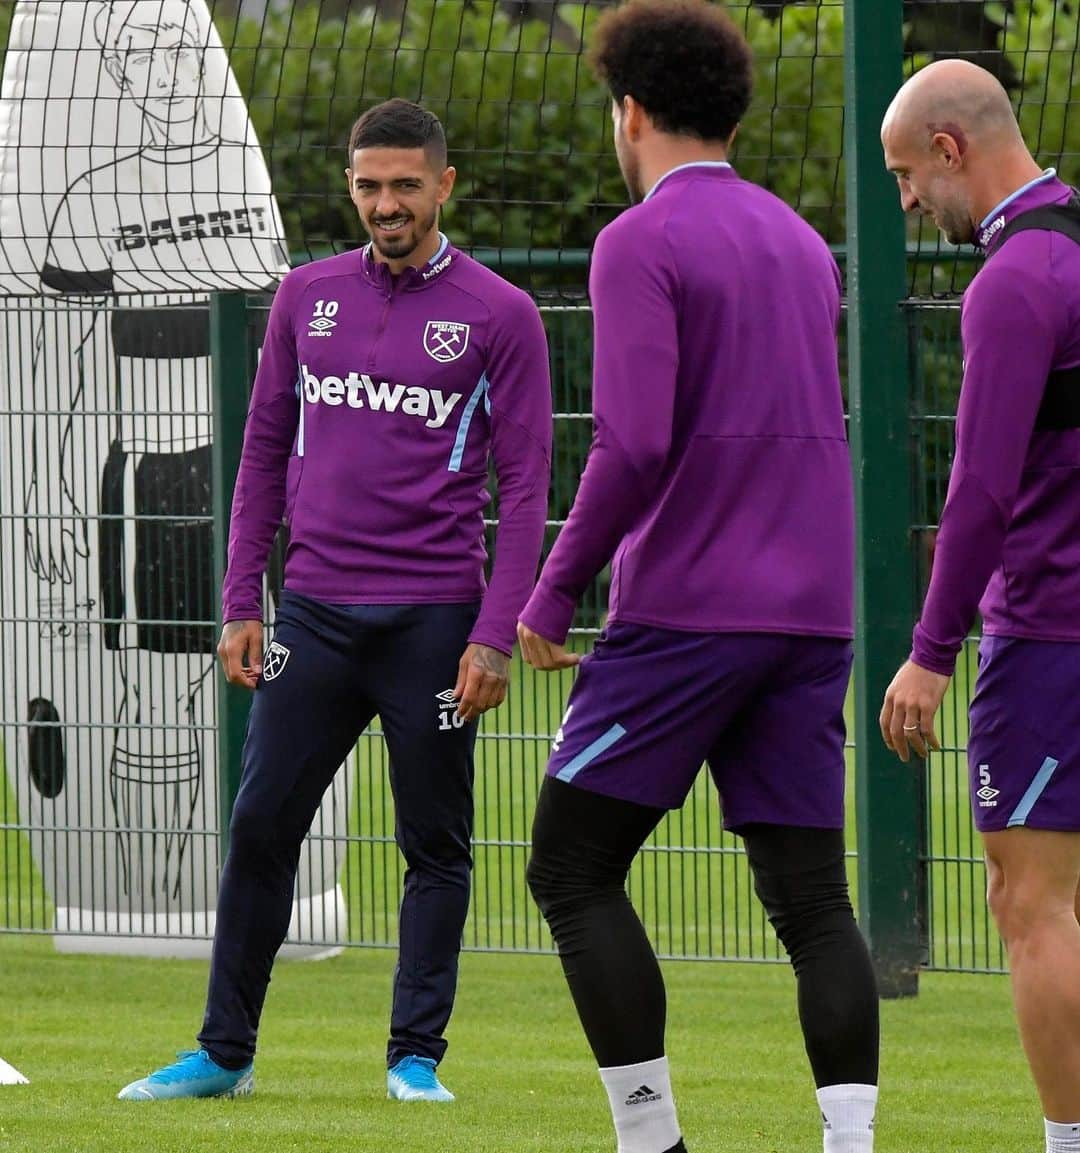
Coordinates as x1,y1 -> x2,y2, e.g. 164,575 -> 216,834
423,320 -> 470,363
262,640 -> 290,681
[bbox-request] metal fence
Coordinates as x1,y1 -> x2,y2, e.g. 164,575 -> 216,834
1,0 -> 1079,987
0,288 -> 1015,976
0,293 -> 789,965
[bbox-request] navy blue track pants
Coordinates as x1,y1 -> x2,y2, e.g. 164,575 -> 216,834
198,590 -> 479,1069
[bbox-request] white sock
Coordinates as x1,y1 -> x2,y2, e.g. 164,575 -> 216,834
599,1056 -> 680,1153
817,1083 -> 877,1152
1046,1119 -> 1080,1151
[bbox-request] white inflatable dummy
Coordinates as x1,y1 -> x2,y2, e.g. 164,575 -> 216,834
0,1 -> 347,957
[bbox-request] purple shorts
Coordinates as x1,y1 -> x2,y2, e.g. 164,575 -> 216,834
968,636 -> 1080,833
546,622 -> 852,828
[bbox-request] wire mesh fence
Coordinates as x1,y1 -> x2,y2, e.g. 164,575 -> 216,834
0,0 -> 1077,975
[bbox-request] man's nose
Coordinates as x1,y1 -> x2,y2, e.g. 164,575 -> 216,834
375,189 -> 401,218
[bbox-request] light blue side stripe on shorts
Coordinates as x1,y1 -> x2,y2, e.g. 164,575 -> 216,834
555,723 -> 627,784
1006,756 -> 1060,828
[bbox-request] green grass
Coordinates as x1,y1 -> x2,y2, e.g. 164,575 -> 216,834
0,933 -> 1037,1153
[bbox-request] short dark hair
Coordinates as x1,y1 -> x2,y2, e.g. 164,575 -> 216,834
589,0 -> 753,142
347,98 -> 448,169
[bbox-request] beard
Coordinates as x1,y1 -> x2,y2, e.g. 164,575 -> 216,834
939,206 -> 975,246
617,143 -> 645,206
368,205 -> 439,261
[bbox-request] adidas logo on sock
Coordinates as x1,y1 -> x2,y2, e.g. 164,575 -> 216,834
625,1084 -> 663,1106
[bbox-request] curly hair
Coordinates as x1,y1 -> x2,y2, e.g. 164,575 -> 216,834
347,99 -> 448,170
589,0 -> 753,142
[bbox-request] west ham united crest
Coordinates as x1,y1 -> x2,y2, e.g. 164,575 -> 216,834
423,320 -> 470,363
262,640 -> 290,681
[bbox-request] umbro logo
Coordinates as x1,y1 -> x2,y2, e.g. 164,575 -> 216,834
625,1084 -> 662,1106
435,688 -> 458,705
262,640 -> 290,682
308,299 -> 339,337
977,764 -> 1000,807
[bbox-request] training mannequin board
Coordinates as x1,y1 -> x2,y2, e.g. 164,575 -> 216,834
0,1 -> 348,957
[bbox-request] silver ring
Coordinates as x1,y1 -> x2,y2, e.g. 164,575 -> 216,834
902,723 -> 920,732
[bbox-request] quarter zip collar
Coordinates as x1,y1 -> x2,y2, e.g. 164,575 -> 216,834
360,231 -> 457,293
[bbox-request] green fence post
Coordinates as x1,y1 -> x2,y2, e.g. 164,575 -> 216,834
845,0 -> 922,996
210,291 -> 252,854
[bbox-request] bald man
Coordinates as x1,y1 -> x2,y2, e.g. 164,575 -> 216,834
879,60 -> 1080,1153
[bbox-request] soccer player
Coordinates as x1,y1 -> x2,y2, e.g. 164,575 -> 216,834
516,3 -> 879,1151
878,60 -> 1080,1153
117,98 -> 553,1103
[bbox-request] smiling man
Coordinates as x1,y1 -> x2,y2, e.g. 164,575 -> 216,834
878,60 -> 1080,1153
116,98 -> 552,1104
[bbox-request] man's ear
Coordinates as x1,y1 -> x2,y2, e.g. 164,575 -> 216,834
621,94 -> 647,143
930,130 -> 964,169
436,165 -> 457,206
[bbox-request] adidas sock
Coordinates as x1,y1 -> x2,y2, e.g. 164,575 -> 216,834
817,1083 -> 877,1152
1046,1119 -> 1080,1151
599,1056 -> 681,1153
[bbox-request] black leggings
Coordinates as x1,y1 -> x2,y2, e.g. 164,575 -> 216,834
527,777 -> 879,1086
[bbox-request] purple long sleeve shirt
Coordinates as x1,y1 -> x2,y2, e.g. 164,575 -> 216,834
912,174 -> 1080,675
222,237 -> 552,655
520,163 -> 853,643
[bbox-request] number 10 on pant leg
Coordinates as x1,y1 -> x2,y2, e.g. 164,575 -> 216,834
436,690 -> 466,731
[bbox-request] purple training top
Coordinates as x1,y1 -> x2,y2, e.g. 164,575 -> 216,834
520,162 -> 853,644
912,173 -> 1080,675
222,236 -> 553,655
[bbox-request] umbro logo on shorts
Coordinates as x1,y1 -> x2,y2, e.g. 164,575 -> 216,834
262,640 -> 290,682
435,688 -> 458,704
977,764 -> 1000,807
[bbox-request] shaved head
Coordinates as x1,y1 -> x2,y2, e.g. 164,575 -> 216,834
880,59 -> 1041,246
882,59 -> 1020,158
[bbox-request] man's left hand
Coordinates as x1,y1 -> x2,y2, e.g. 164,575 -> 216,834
454,644 -> 511,722
880,659 -> 950,762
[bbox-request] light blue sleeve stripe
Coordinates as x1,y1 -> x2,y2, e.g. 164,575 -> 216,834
1006,756 -> 1060,828
295,364 -> 305,457
555,723 -> 627,784
448,374 -> 488,473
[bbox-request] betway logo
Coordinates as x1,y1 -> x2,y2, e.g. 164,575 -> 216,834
978,214 -> 1006,249
422,252 -> 453,280
301,365 -> 462,429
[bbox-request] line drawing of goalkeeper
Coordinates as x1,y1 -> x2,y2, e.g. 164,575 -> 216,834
21,0 -> 286,903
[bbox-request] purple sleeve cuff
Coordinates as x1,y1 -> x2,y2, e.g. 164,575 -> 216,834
910,624 -> 960,677
517,585 -> 578,647
222,600 -> 264,625
466,623 -> 514,658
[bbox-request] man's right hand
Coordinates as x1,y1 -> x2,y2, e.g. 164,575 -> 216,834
217,619 -> 264,689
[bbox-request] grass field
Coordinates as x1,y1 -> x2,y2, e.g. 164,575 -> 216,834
0,932 -> 1038,1153
0,640 -> 1034,1151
